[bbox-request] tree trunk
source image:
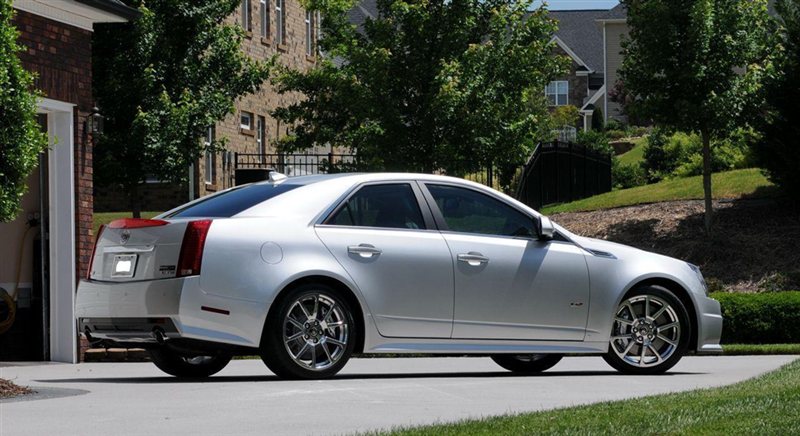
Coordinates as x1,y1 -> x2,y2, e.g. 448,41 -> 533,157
701,129 -> 713,234
129,183 -> 141,219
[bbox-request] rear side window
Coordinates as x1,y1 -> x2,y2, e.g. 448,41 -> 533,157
327,184 -> 425,230
167,183 -> 300,218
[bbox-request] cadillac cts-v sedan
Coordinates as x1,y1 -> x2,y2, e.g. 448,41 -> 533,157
76,173 -> 722,379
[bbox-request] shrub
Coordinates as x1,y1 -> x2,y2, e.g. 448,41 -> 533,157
606,129 -> 628,140
591,108 -> 605,131
711,291 -> 800,344
612,159 -> 647,189
576,130 -> 613,155
605,118 -> 624,132
642,129 -> 750,181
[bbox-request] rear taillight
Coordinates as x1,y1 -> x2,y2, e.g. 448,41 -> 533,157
177,220 -> 212,277
107,218 -> 169,229
87,224 -> 106,279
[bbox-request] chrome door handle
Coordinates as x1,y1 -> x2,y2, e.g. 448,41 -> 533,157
347,244 -> 382,258
457,252 -> 489,266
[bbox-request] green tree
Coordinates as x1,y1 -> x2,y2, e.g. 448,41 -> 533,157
551,104 -> 580,128
619,0 -> 771,232
93,0 -> 272,216
0,0 -> 48,222
591,107 -> 605,131
756,0 -> 800,198
272,0 -> 567,190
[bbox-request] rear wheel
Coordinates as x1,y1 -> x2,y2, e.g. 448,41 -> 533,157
149,348 -> 232,378
491,354 -> 563,373
603,286 -> 690,375
260,283 -> 356,380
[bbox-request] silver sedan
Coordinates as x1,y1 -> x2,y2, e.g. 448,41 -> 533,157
77,173 -> 722,379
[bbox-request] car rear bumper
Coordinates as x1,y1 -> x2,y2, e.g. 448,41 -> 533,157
695,295 -> 724,354
76,277 -> 185,344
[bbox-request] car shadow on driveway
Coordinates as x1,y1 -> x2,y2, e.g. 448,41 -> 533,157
35,370 -> 702,384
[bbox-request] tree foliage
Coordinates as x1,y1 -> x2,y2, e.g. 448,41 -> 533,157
0,0 -> 48,222
93,0 -> 272,215
619,0 -> 771,231
272,0 -> 567,182
756,0 -> 800,198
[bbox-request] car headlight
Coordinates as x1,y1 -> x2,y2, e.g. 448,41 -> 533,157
688,263 -> 708,296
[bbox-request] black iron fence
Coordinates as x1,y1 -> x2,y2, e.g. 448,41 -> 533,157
516,140 -> 612,210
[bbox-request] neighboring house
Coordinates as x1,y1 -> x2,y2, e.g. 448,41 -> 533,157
0,0 -> 138,363
596,4 -> 628,123
547,9 -> 608,131
94,0 -> 323,211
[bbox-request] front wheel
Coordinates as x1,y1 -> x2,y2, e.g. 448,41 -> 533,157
260,284 -> 356,380
491,354 -> 563,373
603,286 -> 690,375
149,348 -> 232,378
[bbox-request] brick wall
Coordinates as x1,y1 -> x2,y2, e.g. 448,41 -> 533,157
13,10 -> 94,286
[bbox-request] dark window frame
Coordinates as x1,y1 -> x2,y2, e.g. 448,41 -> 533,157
320,181 -> 435,231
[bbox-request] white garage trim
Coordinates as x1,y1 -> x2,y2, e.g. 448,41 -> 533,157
38,97 -> 77,363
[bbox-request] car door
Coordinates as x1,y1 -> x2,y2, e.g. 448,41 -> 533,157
420,183 -> 590,341
315,182 -> 454,338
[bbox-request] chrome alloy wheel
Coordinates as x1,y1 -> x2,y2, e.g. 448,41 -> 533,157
282,293 -> 349,371
610,295 -> 681,367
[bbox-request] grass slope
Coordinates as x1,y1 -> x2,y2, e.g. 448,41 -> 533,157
383,359 -> 800,435
542,168 -> 774,215
616,137 -> 646,166
93,211 -> 162,236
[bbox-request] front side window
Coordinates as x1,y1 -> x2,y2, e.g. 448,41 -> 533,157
260,0 -> 269,38
240,111 -> 253,130
546,80 -> 569,106
426,184 -> 535,237
241,0 -> 252,32
275,0 -> 285,44
203,126 -> 216,185
327,184 -> 425,230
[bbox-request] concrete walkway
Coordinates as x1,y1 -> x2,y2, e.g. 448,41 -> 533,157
0,355 -> 796,435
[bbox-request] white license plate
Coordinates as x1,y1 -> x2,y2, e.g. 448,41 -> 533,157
111,254 -> 138,278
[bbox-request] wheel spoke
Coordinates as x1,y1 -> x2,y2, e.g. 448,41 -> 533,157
658,322 -> 679,332
657,334 -> 678,346
612,334 -> 633,341
295,342 -> 310,360
298,301 -> 312,320
648,344 -> 664,363
644,296 -> 650,318
323,302 -> 336,322
312,295 -> 319,319
322,342 -> 334,363
615,317 -> 634,325
326,337 -> 345,348
639,344 -> 648,366
625,302 -> 637,319
622,339 -> 636,356
286,331 -> 304,343
287,316 -> 304,330
651,305 -> 668,321
310,343 -> 317,367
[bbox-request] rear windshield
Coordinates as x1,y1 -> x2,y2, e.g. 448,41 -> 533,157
166,183 -> 300,218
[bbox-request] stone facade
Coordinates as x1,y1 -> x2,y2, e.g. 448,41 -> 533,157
550,45 -> 591,111
13,9 -> 94,285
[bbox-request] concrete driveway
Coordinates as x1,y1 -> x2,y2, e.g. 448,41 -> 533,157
1,355 -> 796,435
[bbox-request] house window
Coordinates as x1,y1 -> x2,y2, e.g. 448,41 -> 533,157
241,0 -> 252,32
275,0 -> 285,45
257,116 -> 266,155
305,11 -> 316,56
240,111 -> 253,130
260,0 -> 269,38
204,126 -> 216,185
546,81 -> 569,106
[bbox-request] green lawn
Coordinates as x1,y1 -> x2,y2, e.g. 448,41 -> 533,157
616,137 -> 647,166
93,211 -> 162,236
541,168 -> 774,215
383,358 -> 800,435
722,344 -> 800,355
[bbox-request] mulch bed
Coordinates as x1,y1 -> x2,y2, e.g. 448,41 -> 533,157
552,198 -> 800,292
0,378 -> 33,399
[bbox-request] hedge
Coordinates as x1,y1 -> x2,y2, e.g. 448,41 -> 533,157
711,292 -> 800,344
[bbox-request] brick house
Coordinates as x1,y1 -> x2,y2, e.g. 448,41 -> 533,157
547,9 -> 608,131
0,0 -> 138,362
95,0 -> 322,211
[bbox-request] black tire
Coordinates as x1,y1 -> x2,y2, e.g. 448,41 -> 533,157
603,286 -> 691,375
149,348 -> 232,378
491,354 -> 563,373
260,283 -> 356,380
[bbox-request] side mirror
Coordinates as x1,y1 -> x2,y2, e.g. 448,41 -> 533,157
538,216 -> 555,241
